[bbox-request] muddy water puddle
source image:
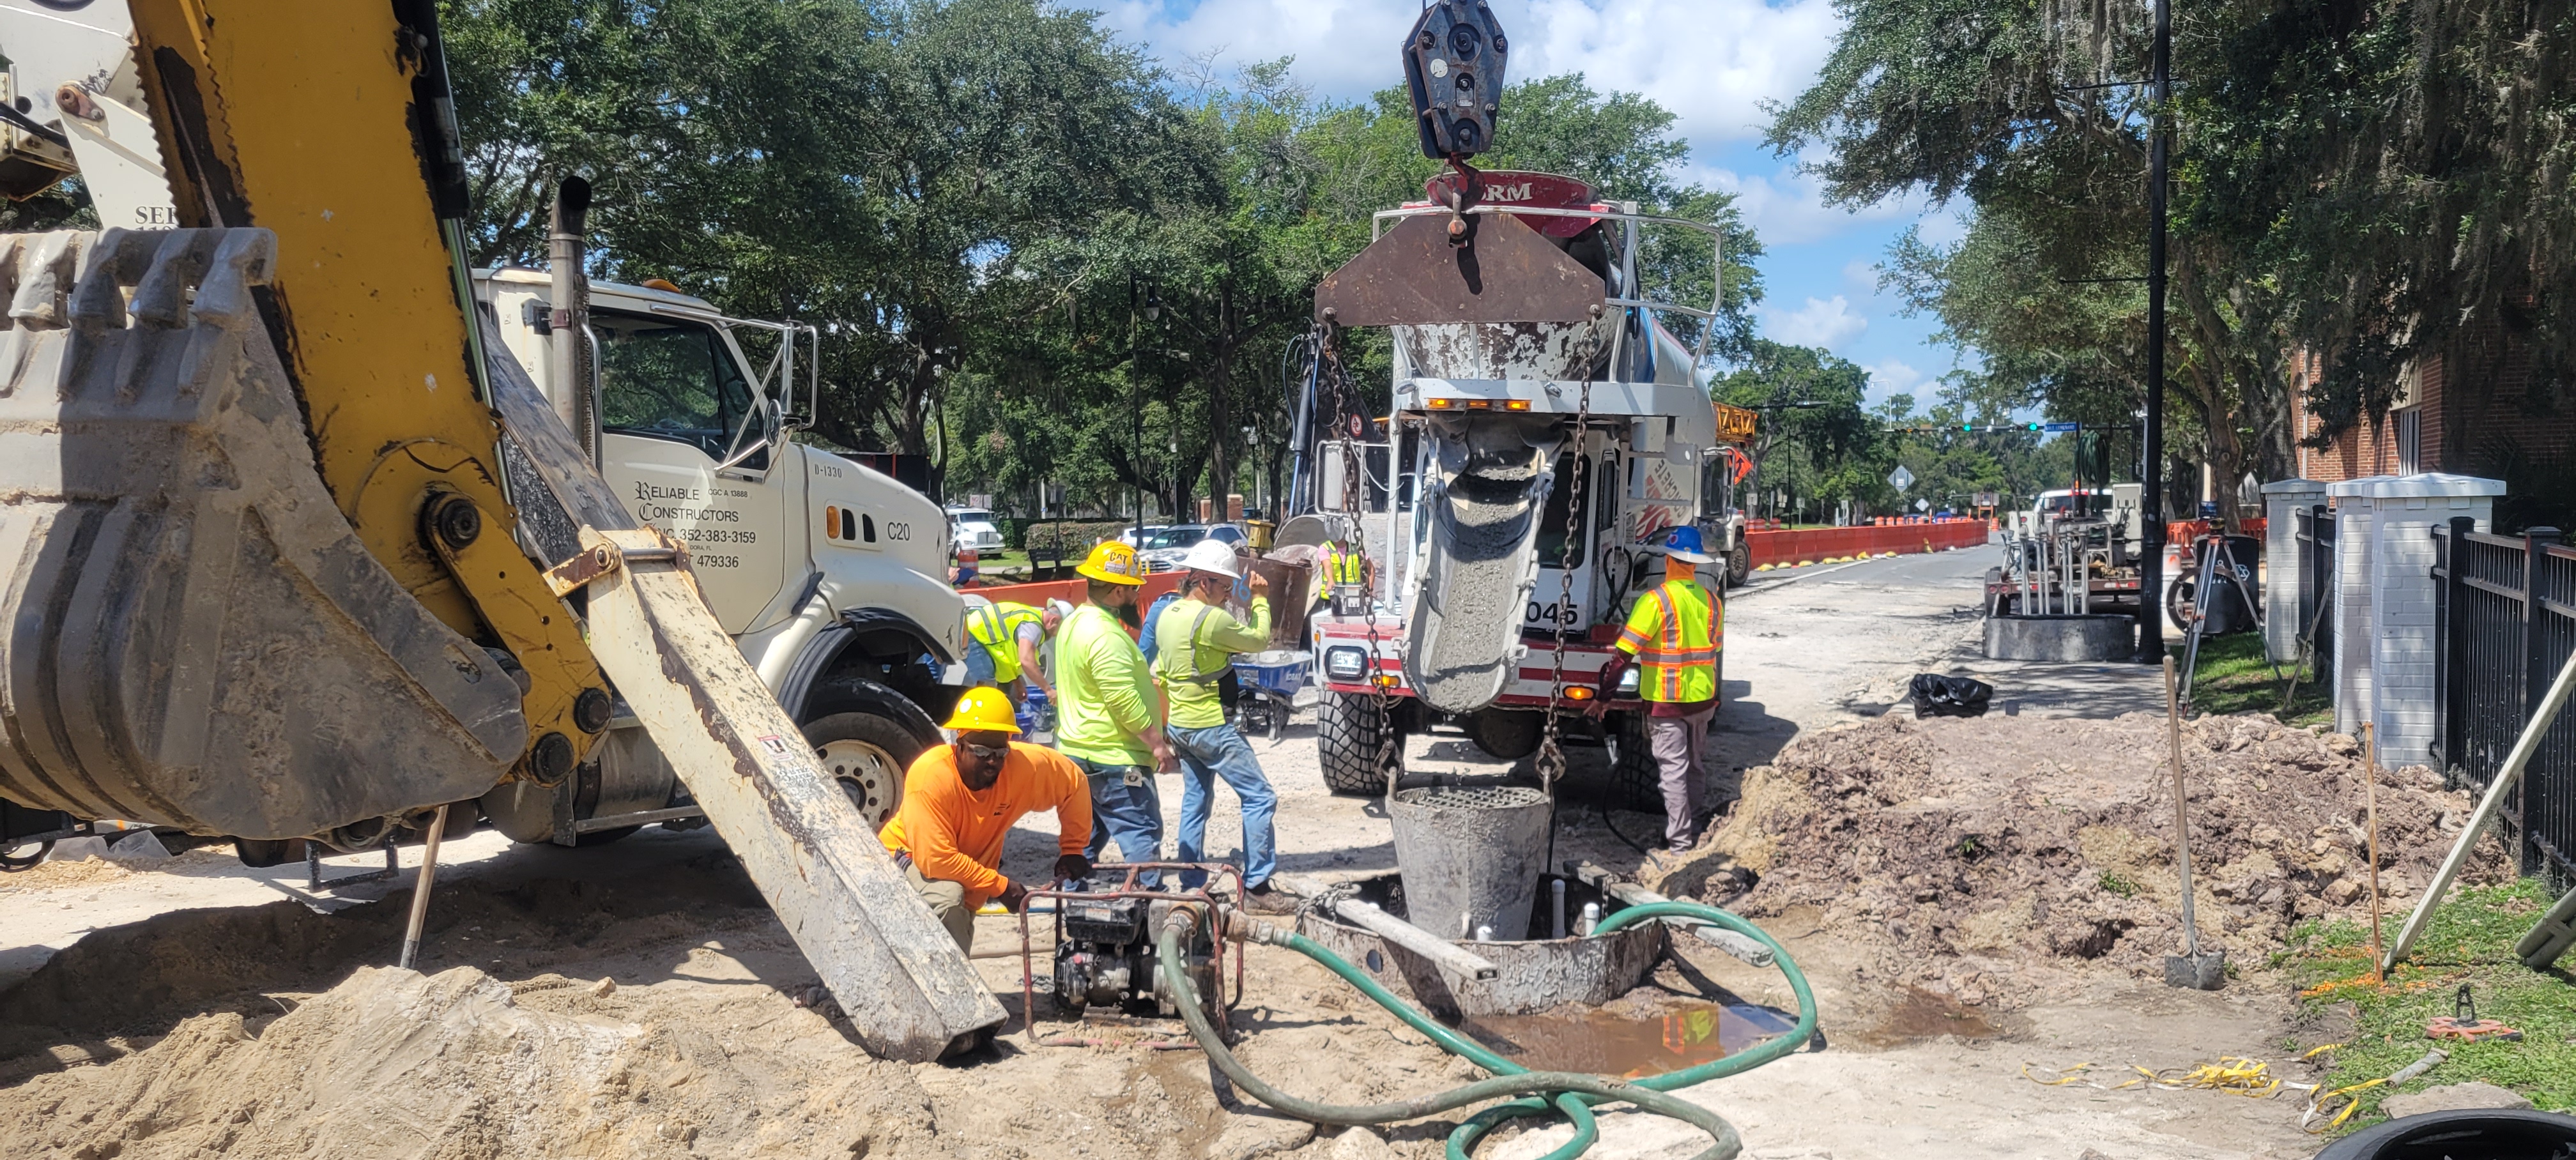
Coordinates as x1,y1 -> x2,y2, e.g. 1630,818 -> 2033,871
1851,985 -> 2007,1048
1457,1001 -> 1800,1078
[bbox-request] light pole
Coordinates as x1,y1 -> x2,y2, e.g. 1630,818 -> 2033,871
2137,0 -> 2171,662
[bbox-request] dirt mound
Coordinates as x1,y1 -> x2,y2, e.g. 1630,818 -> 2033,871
1707,712 -> 2511,1005
0,964 -> 938,1159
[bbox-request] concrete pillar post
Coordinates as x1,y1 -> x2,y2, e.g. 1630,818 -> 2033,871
2325,473 -> 2504,765
2261,478 -> 2328,664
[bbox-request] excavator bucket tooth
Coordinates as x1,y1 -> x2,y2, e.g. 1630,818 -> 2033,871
0,228 -> 526,837
1314,211 -> 1605,327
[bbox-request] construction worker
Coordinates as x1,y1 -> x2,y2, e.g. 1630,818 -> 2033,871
1314,530 -> 1373,616
1588,526 -> 1724,858
1153,540 -> 1289,910
878,687 -> 1092,950
963,598 -> 1068,705
1055,540 -> 1176,882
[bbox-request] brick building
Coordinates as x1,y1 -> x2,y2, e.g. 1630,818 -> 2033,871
2288,334 -> 2576,486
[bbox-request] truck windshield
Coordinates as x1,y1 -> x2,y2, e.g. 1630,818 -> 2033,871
1534,454 -> 1593,564
597,311 -> 763,468
2038,492 -> 2110,519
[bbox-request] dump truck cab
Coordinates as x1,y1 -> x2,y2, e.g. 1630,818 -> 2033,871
476,269 -> 966,842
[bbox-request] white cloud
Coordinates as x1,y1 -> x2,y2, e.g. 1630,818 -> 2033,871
1864,358 -> 1924,398
1095,0 -> 1839,146
1759,295 -> 1866,351
1689,155 -> 1929,246
1506,0 -> 1841,145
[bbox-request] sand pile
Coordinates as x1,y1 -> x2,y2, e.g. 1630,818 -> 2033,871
0,964 -> 938,1160
1705,712 -> 2512,1005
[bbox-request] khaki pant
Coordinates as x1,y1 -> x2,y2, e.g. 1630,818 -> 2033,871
1648,704 -> 1715,852
905,862 -> 975,952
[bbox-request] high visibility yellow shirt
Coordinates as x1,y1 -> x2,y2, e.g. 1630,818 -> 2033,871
1054,604 -> 1158,767
1153,596 -> 1271,730
1322,546 -> 1367,585
1614,578 -> 1724,704
967,601 -> 1045,683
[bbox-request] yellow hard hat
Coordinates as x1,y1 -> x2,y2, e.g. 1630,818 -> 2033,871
942,687 -> 1021,735
1075,540 -> 1146,585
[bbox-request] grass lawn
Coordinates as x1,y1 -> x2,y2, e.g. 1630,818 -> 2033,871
2277,880 -> 2576,1130
2177,630 -> 2332,728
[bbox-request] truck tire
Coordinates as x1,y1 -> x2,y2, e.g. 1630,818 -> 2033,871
1609,710 -> 1662,814
1726,542 -> 1751,588
1462,708 -> 1545,761
802,674 -> 944,830
1317,692 -> 1400,796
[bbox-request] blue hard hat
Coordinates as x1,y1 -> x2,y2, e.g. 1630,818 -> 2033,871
1661,525 -> 1713,563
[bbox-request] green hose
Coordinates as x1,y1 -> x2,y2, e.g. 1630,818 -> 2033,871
1154,898 -> 1816,1160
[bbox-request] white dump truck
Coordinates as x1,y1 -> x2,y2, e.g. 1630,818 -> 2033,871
473,268 -> 968,843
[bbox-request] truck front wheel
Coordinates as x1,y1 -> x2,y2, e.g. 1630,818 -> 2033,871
802,674 -> 944,830
1726,541 -> 1751,588
1317,692 -> 1402,796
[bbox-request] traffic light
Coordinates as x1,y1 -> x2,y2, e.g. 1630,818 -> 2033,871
2025,422 -> 2044,432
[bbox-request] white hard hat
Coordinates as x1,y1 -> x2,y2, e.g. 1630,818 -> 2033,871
1178,538 -> 1242,579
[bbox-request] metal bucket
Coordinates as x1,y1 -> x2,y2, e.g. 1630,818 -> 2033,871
1389,784 -> 1552,941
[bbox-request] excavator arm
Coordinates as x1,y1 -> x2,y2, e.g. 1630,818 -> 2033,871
0,0 -> 1002,1060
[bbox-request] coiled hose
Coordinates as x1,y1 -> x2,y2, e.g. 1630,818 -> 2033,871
1156,900 -> 1817,1160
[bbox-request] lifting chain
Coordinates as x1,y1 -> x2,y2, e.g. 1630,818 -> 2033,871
1314,324 -> 1405,800
1534,323 -> 1607,798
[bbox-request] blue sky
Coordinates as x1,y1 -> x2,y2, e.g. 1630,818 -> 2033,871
1089,0 -> 1970,409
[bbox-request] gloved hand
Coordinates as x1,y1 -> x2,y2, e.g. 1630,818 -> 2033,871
1053,853 -> 1092,884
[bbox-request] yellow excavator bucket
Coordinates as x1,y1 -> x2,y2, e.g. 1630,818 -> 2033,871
0,0 -> 1005,1060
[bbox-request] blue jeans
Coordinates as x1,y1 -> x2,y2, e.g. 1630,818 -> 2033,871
1071,754 -> 1162,889
1169,723 -> 1276,890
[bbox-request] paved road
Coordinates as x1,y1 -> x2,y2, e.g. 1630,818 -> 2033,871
1712,539 -> 2168,791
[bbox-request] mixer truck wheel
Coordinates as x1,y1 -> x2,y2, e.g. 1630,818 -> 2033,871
1462,708 -> 1544,761
1317,692 -> 1401,795
1726,542 -> 1751,588
1609,711 -> 1662,813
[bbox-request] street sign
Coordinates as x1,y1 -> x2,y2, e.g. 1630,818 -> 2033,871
1915,498 -> 1931,512
1974,491 -> 1999,508
1888,465 -> 1915,492
2042,422 -> 2080,432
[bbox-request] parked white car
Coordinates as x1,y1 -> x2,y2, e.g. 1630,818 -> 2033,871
1137,523 -> 1251,571
947,507 -> 1005,553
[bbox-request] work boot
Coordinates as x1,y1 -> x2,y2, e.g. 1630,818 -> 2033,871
1243,881 -> 1300,915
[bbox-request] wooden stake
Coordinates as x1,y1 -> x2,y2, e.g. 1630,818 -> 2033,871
2363,722 -> 2384,979
398,804 -> 448,971
2163,655 -> 2203,956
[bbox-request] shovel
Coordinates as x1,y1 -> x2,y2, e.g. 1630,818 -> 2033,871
2162,655 -> 2225,990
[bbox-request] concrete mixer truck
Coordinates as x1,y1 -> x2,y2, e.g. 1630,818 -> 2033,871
1292,32 -> 1736,806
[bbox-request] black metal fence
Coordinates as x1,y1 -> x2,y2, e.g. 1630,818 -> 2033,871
2292,504 -> 2336,676
2434,519 -> 2576,889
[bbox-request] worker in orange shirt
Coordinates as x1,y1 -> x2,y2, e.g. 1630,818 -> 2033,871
879,687 -> 1094,950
